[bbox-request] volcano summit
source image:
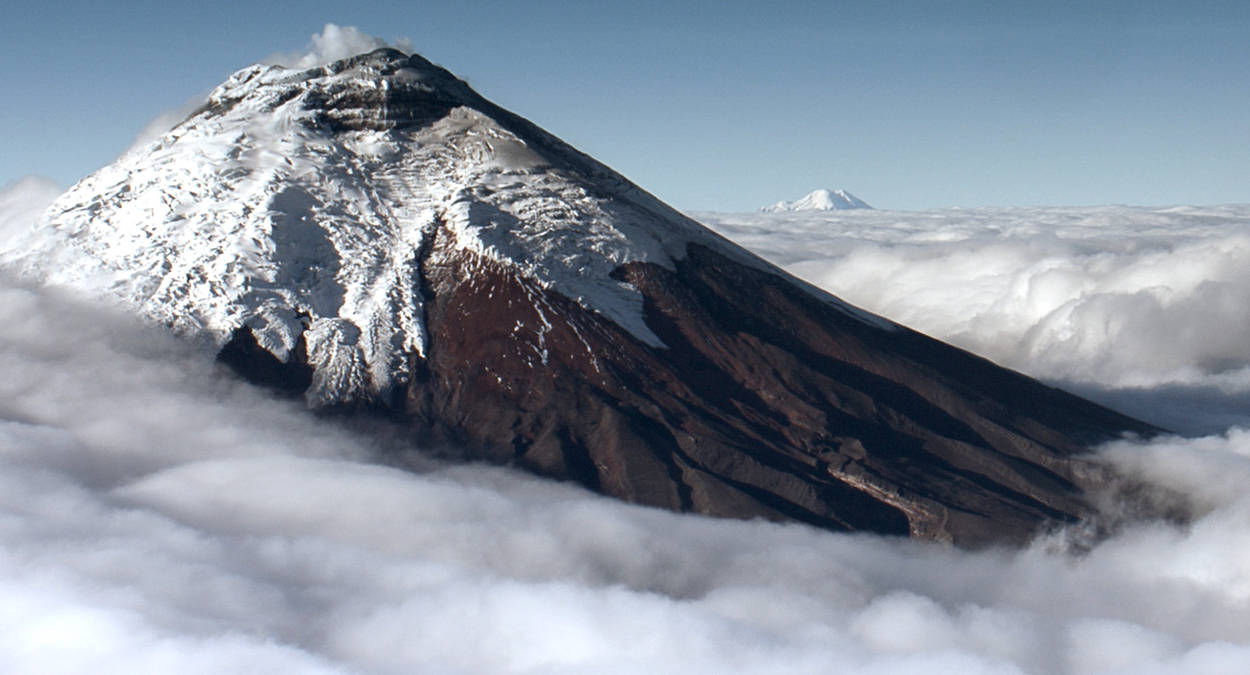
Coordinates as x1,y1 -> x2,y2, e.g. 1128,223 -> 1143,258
7,48 -> 1155,545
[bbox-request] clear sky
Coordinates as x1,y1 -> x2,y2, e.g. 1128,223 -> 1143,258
2,1 -> 1248,210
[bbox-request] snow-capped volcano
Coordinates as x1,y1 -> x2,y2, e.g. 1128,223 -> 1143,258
762,188 -> 872,212
5,48 -> 1155,545
7,48 -> 717,403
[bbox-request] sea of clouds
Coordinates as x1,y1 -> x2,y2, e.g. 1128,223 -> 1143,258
4,178 -> 1250,674
4,22 -> 1250,674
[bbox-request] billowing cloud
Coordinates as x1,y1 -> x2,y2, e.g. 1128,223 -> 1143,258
3,200 -> 1250,672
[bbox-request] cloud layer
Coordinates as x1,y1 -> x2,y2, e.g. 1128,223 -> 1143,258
3,177 -> 1250,672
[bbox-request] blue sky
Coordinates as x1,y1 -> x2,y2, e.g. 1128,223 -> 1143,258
2,1 -> 1247,210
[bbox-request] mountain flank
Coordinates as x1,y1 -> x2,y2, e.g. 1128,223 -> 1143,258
7,48 -> 1156,545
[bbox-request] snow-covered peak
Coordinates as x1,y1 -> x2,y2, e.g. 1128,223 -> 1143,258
3,49 -> 890,405
761,189 -> 872,212
0,49 -> 726,402
197,48 -> 479,134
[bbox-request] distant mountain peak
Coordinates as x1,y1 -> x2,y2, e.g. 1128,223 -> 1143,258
761,189 -> 872,212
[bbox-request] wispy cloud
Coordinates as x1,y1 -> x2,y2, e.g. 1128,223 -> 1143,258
263,23 -> 413,70
118,24 -> 415,159
0,176 -> 60,242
